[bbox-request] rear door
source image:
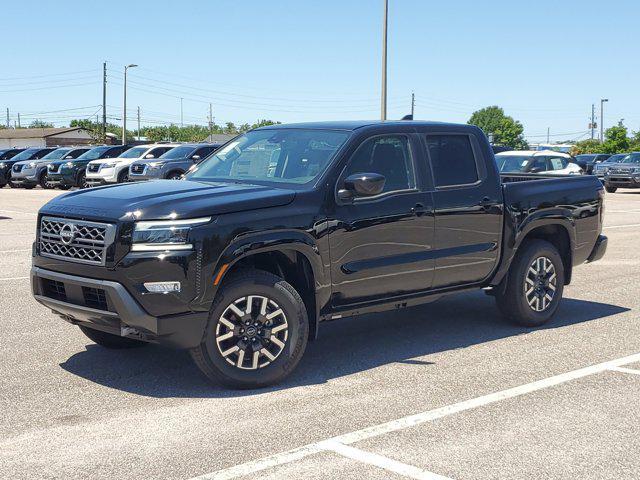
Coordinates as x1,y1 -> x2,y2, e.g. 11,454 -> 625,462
422,132 -> 502,289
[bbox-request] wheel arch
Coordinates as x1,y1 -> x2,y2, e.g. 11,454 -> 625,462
208,231 -> 327,341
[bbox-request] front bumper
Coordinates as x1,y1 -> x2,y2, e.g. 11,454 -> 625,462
47,170 -> 77,187
10,170 -> 38,186
0,167 -> 11,185
605,175 -> 640,188
587,234 -> 607,263
31,266 -> 208,349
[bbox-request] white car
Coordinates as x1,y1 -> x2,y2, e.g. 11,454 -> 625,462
85,143 -> 179,185
495,150 -> 583,176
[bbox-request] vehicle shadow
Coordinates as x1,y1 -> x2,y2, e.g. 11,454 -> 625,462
59,291 -> 629,398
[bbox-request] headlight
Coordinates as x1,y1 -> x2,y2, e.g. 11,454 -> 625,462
0,162 -> 5,169
27,162 -> 37,169
632,167 -> 640,174
101,161 -> 118,168
131,217 -> 211,251
147,162 -> 162,169
64,162 -> 74,167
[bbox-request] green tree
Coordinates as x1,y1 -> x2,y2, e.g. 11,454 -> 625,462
28,119 -> 54,128
468,106 -> 528,149
600,121 -> 629,154
570,139 -> 602,156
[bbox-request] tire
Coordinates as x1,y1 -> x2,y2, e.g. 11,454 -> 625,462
22,184 -> 35,189
58,185 -> 72,190
495,239 -> 564,327
165,170 -> 184,180
190,269 -> 309,389
39,171 -> 53,189
117,169 -> 129,183
79,325 -> 147,349
76,170 -> 88,189
605,186 -> 617,193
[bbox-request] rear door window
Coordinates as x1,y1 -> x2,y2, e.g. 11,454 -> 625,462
548,157 -> 567,170
425,134 -> 478,187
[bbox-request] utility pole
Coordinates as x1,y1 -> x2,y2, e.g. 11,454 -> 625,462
590,104 -> 595,140
6,108 -> 9,128
411,92 -> 415,117
137,106 -> 141,141
381,0 -> 388,120
208,103 -> 213,138
123,63 -> 138,145
180,97 -> 184,127
102,62 -> 107,141
17,113 -> 20,128
547,127 -> 550,144
600,98 -> 608,142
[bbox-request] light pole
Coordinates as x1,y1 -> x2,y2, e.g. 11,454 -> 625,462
600,98 -> 608,142
381,0 -> 388,121
123,64 -> 138,144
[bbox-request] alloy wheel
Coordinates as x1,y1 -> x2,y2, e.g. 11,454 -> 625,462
215,295 -> 289,370
524,256 -> 557,312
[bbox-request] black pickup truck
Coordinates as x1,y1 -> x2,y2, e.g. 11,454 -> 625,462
31,121 -> 607,388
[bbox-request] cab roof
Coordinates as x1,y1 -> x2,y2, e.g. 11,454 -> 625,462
257,120 -> 463,131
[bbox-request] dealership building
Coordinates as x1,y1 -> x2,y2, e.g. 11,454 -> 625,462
0,127 -> 93,148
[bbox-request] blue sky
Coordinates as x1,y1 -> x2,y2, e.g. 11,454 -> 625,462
2,0 -> 638,142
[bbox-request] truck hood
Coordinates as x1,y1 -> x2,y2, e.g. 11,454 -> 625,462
40,179 -> 296,221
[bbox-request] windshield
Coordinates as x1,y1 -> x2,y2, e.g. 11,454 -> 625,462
118,146 -> 149,159
621,153 -> 640,164
77,146 -> 112,160
41,148 -> 71,160
606,154 -> 626,163
187,129 -> 350,185
496,155 -> 531,172
159,145 -> 196,159
10,148 -> 41,162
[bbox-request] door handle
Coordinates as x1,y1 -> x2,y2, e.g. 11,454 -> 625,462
411,203 -> 427,216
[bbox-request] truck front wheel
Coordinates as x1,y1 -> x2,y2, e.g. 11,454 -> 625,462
496,239 -> 564,327
605,185 -> 617,193
190,269 -> 309,389
79,325 -> 147,349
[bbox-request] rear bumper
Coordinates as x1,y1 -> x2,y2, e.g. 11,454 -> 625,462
587,234 -> 607,263
31,266 -> 208,349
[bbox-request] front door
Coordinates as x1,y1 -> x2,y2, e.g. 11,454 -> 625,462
329,133 -> 435,308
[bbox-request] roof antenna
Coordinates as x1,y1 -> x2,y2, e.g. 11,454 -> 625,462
401,114 -> 413,120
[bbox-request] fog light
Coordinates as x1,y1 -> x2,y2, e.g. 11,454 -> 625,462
144,281 -> 181,293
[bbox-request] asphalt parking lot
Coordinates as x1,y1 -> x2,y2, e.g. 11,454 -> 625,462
1,186 -> 639,480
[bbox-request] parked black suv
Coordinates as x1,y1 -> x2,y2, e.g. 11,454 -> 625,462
46,145 -> 131,189
575,154 -> 611,174
0,148 -> 27,187
2,147 -> 55,188
31,121 -> 607,388
129,143 -> 222,181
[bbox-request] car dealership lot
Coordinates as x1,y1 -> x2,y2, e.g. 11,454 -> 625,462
1,187 -> 640,480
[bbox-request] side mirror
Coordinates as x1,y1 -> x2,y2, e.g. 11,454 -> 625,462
338,173 -> 386,200
145,153 -> 155,159
529,167 -> 543,173
191,155 -> 201,162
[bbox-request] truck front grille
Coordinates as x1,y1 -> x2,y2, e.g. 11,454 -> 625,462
48,164 -> 60,173
87,164 -> 100,173
130,164 -> 146,175
12,164 -> 23,173
39,216 -> 116,266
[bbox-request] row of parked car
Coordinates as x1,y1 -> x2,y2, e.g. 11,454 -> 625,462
0,142 -> 222,190
494,149 -> 640,193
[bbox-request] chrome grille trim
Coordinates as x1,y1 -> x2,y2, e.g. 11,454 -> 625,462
130,164 -> 146,175
13,164 -> 23,173
39,216 -> 116,266
48,164 -> 61,173
87,164 -> 101,173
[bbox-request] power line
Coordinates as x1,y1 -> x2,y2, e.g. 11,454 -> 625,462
0,68 -> 100,82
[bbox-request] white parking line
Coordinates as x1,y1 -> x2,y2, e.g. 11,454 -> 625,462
0,276 -> 29,281
0,249 -> 31,253
604,223 -> 640,230
191,351 -> 640,480
0,209 -> 37,216
609,366 -> 640,376
318,440 -> 453,480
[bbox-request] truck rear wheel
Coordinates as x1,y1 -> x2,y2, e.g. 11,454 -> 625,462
79,325 -> 147,349
495,239 -> 564,327
190,269 -> 309,389
605,186 -> 617,193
